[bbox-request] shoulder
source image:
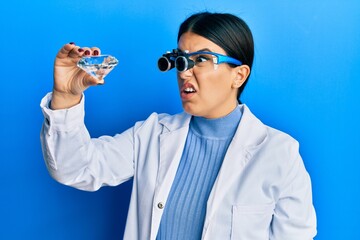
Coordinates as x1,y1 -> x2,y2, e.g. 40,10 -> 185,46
265,125 -> 301,166
242,104 -> 298,144
241,105 -> 306,187
241,104 -> 301,163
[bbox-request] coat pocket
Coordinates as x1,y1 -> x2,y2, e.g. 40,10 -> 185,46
231,203 -> 275,240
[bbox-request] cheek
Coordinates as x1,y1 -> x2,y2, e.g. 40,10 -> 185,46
198,72 -> 232,98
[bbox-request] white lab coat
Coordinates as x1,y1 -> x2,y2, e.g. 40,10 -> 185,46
40,93 -> 317,240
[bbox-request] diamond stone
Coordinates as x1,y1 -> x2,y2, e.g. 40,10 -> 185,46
77,55 -> 118,79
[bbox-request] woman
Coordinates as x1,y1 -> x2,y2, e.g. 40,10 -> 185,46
40,12 -> 317,239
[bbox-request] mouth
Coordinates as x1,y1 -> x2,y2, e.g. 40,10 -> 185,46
181,83 -> 197,95
180,83 -> 197,101
183,87 -> 196,94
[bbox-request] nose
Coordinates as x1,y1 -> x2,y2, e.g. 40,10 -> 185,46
177,67 -> 194,80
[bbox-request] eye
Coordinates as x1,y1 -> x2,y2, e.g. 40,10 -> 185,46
194,55 -> 210,63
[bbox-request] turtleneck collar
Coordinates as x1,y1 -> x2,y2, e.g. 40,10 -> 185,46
190,105 -> 242,139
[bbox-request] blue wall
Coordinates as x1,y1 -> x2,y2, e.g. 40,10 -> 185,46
1,0 -> 359,239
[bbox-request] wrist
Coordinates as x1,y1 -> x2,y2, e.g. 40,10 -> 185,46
50,89 -> 82,110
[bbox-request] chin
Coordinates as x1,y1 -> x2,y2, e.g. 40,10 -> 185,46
182,102 -> 199,116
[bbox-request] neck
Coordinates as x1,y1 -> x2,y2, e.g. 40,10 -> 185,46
190,105 -> 242,139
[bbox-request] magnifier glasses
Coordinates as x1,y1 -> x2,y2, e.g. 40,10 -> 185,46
158,49 -> 242,72
157,49 -> 194,72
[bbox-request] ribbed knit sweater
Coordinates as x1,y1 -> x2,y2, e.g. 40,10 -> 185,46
157,106 -> 242,240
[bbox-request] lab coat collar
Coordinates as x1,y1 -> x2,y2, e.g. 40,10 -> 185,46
233,104 -> 268,148
158,104 -> 267,148
158,111 -> 191,133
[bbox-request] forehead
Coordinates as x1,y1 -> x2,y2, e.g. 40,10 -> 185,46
177,32 -> 226,54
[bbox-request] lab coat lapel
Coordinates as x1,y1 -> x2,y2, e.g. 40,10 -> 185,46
150,113 -> 191,239
157,126 -> 189,194
157,112 -> 191,186
202,105 -> 268,238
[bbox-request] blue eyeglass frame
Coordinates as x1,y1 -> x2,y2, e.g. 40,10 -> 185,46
185,51 -> 242,66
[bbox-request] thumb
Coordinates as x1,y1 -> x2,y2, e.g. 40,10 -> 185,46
84,74 -> 105,87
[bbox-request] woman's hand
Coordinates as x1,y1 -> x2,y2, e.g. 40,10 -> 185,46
51,42 -> 102,110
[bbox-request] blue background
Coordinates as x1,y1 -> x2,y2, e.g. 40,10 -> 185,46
0,0 -> 359,239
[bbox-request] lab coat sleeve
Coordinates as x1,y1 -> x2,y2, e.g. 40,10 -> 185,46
270,151 -> 317,240
40,93 -> 134,191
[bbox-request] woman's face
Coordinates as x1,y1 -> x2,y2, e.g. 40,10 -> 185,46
177,32 -> 241,119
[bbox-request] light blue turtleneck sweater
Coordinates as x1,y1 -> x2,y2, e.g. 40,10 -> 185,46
157,106 -> 242,240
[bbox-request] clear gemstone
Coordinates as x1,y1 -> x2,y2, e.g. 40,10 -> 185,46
77,55 -> 118,79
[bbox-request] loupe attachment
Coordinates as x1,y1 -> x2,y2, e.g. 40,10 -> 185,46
158,49 -> 178,72
158,49 -> 196,72
158,56 -> 174,72
175,55 -> 195,72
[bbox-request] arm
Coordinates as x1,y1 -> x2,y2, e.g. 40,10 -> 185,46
40,93 -> 134,191
40,43 -> 135,191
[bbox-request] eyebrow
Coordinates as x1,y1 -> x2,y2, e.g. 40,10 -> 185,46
195,48 -> 212,52
177,47 -> 213,53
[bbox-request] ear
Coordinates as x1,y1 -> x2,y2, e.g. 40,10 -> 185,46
231,65 -> 251,89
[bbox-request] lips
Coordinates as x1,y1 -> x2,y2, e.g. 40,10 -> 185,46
181,82 -> 196,93
180,82 -> 197,100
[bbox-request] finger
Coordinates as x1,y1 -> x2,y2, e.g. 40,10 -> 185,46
91,47 -> 101,56
81,47 -> 92,57
57,42 -> 78,59
84,74 -> 105,86
68,46 -> 86,59
97,79 -> 105,85
68,47 -> 93,62
64,45 -> 101,59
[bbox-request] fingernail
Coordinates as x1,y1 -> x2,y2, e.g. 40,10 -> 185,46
78,48 -> 84,52
69,42 -> 75,45
84,50 -> 90,55
93,50 -> 99,56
